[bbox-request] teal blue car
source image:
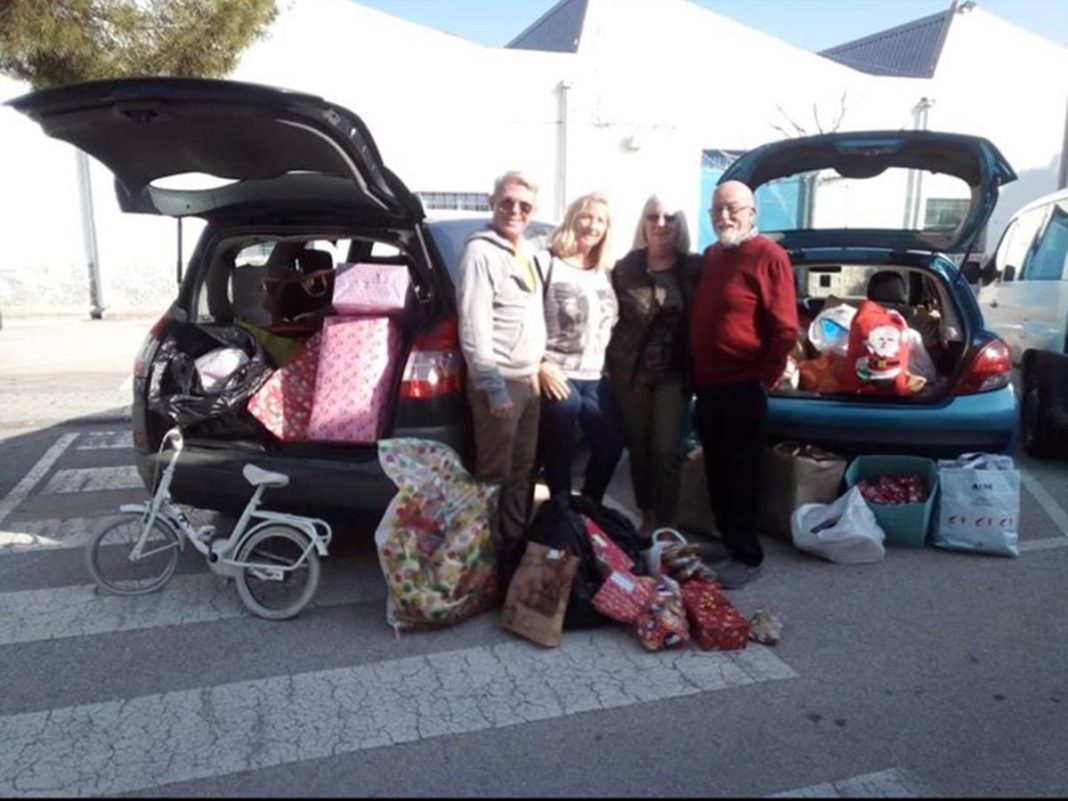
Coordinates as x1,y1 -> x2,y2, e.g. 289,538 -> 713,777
715,131 -> 1018,458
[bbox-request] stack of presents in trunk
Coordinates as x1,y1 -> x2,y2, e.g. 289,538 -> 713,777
243,262 -> 410,444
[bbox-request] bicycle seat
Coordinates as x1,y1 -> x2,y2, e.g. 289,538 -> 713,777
242,464 -> 290,489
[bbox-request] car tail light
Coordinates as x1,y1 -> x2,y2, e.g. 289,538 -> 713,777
400,315 -> 464,399
132,314 -> 169,379
951,338 -> 1013,395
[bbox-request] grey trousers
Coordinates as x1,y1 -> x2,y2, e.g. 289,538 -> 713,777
613,377 -> 689,526
467,375 -> 541,581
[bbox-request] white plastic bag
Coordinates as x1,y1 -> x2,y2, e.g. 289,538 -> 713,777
808,304 -> 857,357
194,347 -> 249,392
933,453 -> 1020,557
791,486 -> 886,564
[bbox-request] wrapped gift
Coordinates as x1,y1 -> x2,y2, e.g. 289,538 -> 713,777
681,580 -> 750,651
634,577 -> 690,651
306,316 -> 399,443
246,332 -> 322,441
332,262 -> 411,315
592,569 -> 651,624
584,518 -> 634,576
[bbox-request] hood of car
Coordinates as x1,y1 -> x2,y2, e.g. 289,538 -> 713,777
7,78 -> 423,222
719,131 -> 1016,254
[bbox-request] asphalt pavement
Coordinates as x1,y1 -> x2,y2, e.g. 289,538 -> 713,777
1,311 -> 1067,797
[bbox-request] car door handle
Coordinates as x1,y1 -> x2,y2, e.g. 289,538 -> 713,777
988,300 -> 998,308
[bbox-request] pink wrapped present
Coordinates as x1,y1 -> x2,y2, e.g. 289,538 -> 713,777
584,518 -> 634,576
592,569 -> 651,624
246,332 -> 322,441
332,262 -> 411,315
306,316 -> 399,444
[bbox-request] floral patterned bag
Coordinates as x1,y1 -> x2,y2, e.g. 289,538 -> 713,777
374,439 -> 499,631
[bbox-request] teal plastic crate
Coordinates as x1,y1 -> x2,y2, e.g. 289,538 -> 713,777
844,455 -> 938,548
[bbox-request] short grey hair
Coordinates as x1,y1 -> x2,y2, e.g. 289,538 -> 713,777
490,170 -> 539,203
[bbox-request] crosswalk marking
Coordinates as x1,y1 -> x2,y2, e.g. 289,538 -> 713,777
1021,468 -> 1068,538
0,564 -> 385,647
0,633 -> 796,797
769,768 -> 934,798
0,508 -> 216,554
38,466 -> 143,494
0,433 -> 77,528
76,430 -> 134,450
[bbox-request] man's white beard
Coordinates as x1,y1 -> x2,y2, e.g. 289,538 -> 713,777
716,225 -> 757,248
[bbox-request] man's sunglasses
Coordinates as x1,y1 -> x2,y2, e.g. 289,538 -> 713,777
497,198 -> 534,215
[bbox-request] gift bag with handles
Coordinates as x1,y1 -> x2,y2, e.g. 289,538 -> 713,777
934,453 -> 1020,557
759,441 -> 847,542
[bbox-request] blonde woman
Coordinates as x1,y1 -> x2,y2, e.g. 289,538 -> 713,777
605,194 -> 701,537
537,192 -> 623,503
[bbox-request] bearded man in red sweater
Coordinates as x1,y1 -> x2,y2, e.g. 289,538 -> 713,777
689,180 -> 798,588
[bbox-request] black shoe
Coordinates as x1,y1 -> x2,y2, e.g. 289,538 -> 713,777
714,560 -> 763,590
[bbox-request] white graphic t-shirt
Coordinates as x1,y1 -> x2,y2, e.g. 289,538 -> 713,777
543,256 -> 620,381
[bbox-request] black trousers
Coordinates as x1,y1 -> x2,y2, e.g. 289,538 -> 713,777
694,381 -> 767,566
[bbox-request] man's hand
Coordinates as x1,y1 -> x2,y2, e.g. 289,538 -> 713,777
538,362 -> 571,401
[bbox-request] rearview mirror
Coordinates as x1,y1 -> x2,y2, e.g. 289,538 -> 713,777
1002,264 -> 1017,282
961,259 -> 981,284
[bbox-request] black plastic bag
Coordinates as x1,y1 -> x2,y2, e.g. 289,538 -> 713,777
148,324 -> 272,429
569,495 -> 646,567
526,495 -> 607,631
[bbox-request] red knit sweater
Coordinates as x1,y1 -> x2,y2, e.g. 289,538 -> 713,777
689,236 -> 798,389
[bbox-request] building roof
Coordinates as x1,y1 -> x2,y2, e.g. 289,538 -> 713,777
819,6 -> 955,78
507,0 -> 589,53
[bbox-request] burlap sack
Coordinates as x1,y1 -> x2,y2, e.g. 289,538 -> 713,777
759,442 -> 847,541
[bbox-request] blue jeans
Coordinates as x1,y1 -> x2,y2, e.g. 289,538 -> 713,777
538,376 -> 624,503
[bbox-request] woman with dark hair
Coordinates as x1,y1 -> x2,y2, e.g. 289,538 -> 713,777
605,194 -> 701,537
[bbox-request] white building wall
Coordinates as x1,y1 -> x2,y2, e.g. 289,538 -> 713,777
0,0 -> 1065,313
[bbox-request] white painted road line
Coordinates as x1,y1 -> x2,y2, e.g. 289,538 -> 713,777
769,767 -> 934,797
0,508 -> 216,554
0,564 -> 385,646
1020,468 -> 1068,538
76,430 -> 133,450
38,465 -> 143,494
0,635 -> 796,797
0,433 -> 77,528
1019,537 -> 1068,553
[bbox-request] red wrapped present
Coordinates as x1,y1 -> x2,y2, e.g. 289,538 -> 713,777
247,332 -> 322,441
584,518 -> 634,576
592,569 -> 651,624
634,577 -> 690,651
681,580 -> 750,651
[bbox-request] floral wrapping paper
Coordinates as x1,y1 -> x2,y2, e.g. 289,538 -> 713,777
634,576 -> 690,651
592,569 -> 651,624
374,438 -> 499,630
332,262 -> 411,315
584,518 -> 635,576
681,579 -> 750,651
246,332 -> 323,441
306,316 -> 399,444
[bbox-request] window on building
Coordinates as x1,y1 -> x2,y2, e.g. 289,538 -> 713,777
416,191 -> 490,212
924,198 -> 970,232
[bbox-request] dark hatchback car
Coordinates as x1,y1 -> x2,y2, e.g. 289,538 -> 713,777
9,78 -> 537,517
718,130 -> 1020,457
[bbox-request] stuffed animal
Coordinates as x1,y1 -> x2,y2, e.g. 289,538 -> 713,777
845,301 -> 913,396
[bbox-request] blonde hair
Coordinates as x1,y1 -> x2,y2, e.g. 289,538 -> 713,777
631,194 -> 692,253
490,170 -> 539,203
548,192 -> 615,271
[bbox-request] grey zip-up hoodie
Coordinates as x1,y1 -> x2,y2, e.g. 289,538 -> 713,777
456,227 -> 547,408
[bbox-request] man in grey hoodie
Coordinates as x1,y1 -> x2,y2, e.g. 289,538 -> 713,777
457,171 -> 546,587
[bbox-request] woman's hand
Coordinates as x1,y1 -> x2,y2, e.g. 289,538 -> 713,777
538,361 -> 571,401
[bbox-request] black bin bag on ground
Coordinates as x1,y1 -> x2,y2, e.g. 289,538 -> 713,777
525,495 -> 607,630
148,324 -> 272,431
568,495 -> 645,566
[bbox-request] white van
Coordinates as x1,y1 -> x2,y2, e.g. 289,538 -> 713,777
974,187 -> 1068,456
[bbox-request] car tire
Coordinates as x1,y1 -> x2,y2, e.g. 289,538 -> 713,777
1020,350 -> 1064,458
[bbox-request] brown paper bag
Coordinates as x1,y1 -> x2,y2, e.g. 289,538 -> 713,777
500,542 -> 579,647
758,442 -> 847,541
677,446 -> 720,539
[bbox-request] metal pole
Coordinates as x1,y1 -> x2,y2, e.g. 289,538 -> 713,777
74,149 -> 104,319
555,80 -> 572,222
176,218 -> 183,286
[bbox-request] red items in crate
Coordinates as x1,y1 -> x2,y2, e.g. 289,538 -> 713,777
857,473 -> 928,505
681,580 -> 750,652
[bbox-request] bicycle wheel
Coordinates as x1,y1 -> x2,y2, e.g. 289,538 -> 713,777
87,515 -> 180,595
234,525 -> 320,621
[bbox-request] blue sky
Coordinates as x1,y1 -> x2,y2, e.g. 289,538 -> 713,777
351,0 -> 1068,51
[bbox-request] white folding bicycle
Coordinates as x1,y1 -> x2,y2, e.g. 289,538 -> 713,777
86,427 -> 332,620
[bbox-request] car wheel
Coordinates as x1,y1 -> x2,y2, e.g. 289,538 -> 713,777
1021,350 -> 1058,458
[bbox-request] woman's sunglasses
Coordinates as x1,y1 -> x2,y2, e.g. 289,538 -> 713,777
645,213 -> 677,224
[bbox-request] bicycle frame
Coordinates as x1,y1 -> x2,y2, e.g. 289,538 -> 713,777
121,428 -> 333,580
